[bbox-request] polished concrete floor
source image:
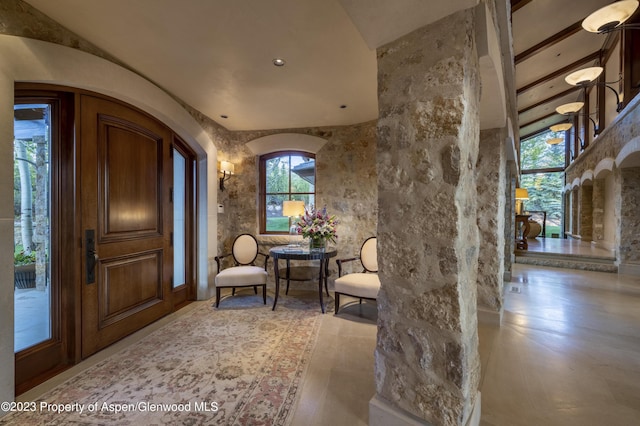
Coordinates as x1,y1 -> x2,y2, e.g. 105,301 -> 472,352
17,265 -> 640,425
524,237 -> 615,259
291,264 -> 640,425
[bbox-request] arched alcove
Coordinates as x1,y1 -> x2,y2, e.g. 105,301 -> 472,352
246,133 -> 327,155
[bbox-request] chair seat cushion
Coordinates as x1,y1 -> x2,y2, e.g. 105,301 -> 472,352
334,273 -> 380,299
215,266 -> 267,287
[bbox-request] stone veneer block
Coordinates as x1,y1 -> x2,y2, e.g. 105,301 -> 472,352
375,8 -> 481,426
476,129 -> 506,313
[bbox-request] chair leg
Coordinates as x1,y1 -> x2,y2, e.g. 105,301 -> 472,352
262,284 -> 267,305
254,286 -> 258,294
335,292 -> 341,314
232,288 -> 236,296
359,298 -> 363,305
215,287 -> 221,308
286,278 -> 290,295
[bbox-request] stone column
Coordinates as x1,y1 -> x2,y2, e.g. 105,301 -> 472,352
571,189 -> 579,236
476,129 -> 506,324
579,185 -> 593,241
592,179 -> 605,243
619,167 -> 640,275
503,166 -> 516,281
373,8 -> 481,426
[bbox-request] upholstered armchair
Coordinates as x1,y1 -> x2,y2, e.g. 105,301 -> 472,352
214,234 -> 269,307
333,237 -> 380,314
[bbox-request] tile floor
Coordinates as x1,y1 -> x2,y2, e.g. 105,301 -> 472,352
17,265 -> 640,425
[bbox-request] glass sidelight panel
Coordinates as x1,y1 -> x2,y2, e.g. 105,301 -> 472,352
14,104 -> 52,352
173,148 -> 186,288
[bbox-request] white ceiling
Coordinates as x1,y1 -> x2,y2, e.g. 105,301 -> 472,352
23,0 -> 621,137
23,0 -> 478,131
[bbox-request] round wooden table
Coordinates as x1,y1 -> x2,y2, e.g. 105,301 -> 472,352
269,246 -> 337,313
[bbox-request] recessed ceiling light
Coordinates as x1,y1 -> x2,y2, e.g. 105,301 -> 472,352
273,58 -> 285,67
220,115 -> 228,119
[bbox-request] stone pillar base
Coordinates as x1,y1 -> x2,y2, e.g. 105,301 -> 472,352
369,394 -> 481,426
503,270 -> 512,282
478,306 -> 503,326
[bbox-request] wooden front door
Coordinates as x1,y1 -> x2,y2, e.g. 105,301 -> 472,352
80,95 -> 173,358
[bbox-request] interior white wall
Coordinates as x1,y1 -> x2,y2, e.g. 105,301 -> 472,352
602,173 -> 616,251
0,35 -> 217,407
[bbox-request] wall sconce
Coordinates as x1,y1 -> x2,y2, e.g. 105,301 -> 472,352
555,102 -> 584,115
555,99 -> 601,136
564,67 -> 623,112
219,161 -> 234,191
582,0 -> 640,34
282,200 -> 305,246
515,188 -> 529,215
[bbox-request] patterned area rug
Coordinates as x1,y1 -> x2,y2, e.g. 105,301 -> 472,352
2,290 -> 326,425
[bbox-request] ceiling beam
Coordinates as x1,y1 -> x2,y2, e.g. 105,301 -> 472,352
519,111 -> 559,130
518,87 -> 581,114
517,51 -> 601,95
511,0 -> 533,14
515,20 -> 583,64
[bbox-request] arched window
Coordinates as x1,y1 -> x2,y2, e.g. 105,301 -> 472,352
259,151 -> 315,234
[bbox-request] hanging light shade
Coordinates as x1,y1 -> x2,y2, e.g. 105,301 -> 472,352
546,137 -> 564,145
582,0 -> 639,33
565,67 -> 604,86
550,123 -> 573,132
556,102 -> 584,115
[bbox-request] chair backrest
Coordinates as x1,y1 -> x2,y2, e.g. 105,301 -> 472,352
232,234 -> 259,265
360,237 -> 378,272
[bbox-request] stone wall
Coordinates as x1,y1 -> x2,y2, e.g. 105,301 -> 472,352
202,122 -> 378,281
476,128 -> 506,312
374,9 -> 480,425
579,185 -> 593,241
619,168 -> 640,265
566,96 -> 640,182
592,180 -> 605,242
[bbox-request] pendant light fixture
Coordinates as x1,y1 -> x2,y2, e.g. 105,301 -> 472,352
549,123 -> 573,132
582,0 -> 640,34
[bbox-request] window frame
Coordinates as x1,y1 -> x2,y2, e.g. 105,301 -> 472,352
259,150 -> 316,235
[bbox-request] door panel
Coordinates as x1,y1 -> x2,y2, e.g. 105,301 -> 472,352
99,250 -> 163,326
81,95 -> 172,358
100,120 -> 163,237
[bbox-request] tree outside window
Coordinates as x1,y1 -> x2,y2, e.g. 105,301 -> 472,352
520,130 -> 567,237
260,151 -> 315,234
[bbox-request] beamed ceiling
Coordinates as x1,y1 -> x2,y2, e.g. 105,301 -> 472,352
511,0 -> 626,140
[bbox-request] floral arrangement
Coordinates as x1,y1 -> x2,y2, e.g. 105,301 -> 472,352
295,206 -> 339,244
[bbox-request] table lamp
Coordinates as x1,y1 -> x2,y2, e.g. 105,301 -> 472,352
283,200 -> 305,246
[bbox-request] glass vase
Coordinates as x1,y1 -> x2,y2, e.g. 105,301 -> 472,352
309,238 -> 326,252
